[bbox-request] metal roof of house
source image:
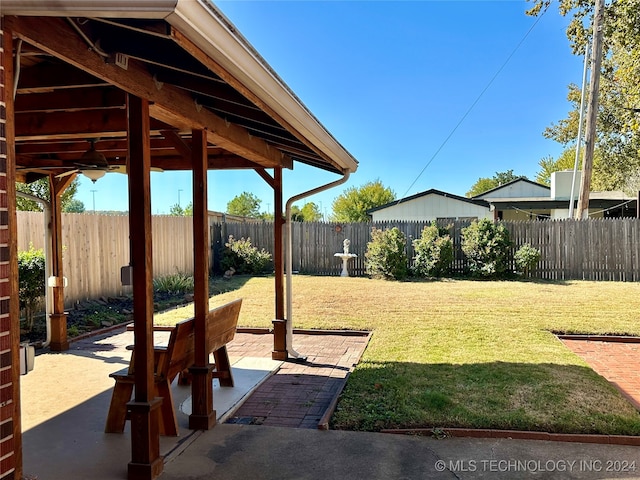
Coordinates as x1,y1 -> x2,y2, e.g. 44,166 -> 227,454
471,177 -> 550,199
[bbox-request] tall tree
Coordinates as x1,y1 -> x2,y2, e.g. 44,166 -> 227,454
16,177 -> 82,212
536,148 -> 612,190
527,1 -> 640,193
300,202 -> 323,222
290,205 -> 304,222
64,199 -> 86,213
289,202 -> 323,222
466,170 -> 527,197
226,192 -> 261,218
169,201 -> 193,216
331,180 -> 395,222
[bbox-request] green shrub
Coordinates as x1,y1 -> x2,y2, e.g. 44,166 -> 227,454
153,272 -> 194,295
221,235 -> 272,275
18,245 -> 46,331
461,219 -> 512,278
412,223 -> 454,277
365,227 -> 408,280
514,243 -> 541,277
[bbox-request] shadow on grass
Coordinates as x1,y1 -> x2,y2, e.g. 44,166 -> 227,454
210,274 -> 254,295
395,276 -> 575,286
331,360 -> 640,436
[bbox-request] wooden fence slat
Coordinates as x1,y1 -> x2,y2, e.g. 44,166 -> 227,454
17,213 -> 640,307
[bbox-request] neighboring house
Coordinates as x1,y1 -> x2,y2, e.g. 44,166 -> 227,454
367,189 -> 491,222
478,171 -> 637,220
368,172 -> 637,222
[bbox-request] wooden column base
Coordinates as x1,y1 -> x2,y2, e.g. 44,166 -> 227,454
127,398 -> 163,480
188,365 -> 216,430
271,319 -> 287,361
49,313 -> 69,351
128,459 -> 164,480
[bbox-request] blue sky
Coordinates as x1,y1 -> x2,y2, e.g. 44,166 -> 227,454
76,1 -> 582,216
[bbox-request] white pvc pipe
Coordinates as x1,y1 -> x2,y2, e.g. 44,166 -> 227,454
16,192 -> 53,347
284,171 -> 350,359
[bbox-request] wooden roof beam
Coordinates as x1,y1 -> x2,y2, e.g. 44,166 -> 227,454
14,109 -> 171,140
15,86 -> 126,113
7,16 -> 293,170
255,168 -> 275,189
160,129 -> 192,159
15,137 -> 196,155
17,151 -> 261,171
16,62 -> 109,93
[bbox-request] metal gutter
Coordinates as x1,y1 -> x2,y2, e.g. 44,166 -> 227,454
1,1 -> 179,18
2,0 -> 358,174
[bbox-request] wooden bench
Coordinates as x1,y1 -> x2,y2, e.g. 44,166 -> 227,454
104,299 -> 242,436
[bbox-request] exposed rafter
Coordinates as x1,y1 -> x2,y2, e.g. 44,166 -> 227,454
171,27 -> 345,173
7,16 -> 293,170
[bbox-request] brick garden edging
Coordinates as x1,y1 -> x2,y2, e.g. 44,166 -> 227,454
558,334 -> 640,343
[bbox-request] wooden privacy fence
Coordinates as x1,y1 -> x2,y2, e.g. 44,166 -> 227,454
17,211 -> 195,305
219,218 -> 640,282
17,213 -> 640,306
507,218 -> 640,281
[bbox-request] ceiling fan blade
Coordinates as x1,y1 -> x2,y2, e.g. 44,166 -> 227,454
55,169 -> 79,179
106,165 -> 164,174
109,165 -> 127,174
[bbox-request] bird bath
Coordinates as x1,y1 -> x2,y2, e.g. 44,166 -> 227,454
334,239 -> 357,277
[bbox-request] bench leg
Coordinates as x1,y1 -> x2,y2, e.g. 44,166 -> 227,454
213,346 -> 234,387
105,380 -> 134,433
156,379 -> 179,436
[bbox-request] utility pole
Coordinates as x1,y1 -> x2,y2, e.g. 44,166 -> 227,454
576,0 -> 605,220
90,189 -> 97,212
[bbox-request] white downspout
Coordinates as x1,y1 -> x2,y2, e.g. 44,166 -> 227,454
16,192 -> 53,347
284,170 -> 350,359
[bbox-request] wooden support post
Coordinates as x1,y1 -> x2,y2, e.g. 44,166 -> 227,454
189,128 -> 216,430
48,176 -> 74,351
126,94 -> 163,480
272,167 -> 287,360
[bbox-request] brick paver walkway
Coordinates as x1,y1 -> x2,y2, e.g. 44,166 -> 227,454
227,331 -> 370,429
561,338 -> 640,410
70,327 -> 370,429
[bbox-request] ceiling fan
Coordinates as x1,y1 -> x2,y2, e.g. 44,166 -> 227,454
56,139 -> 122,183
18,139 -> 162,183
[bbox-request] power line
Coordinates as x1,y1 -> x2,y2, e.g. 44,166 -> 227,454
397,7 -> 549,203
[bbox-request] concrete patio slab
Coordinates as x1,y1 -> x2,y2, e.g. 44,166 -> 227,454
20,328 -> 281,480
161,424 -> 640,480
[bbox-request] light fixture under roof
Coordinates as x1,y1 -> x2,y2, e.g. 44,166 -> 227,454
79,140 -> 109,183
81,168 -> 106,183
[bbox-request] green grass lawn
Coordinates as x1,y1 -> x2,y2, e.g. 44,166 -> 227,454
155,275 -> 640,435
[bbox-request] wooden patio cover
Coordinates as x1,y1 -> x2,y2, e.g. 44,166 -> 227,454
1,2 -> 357,479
